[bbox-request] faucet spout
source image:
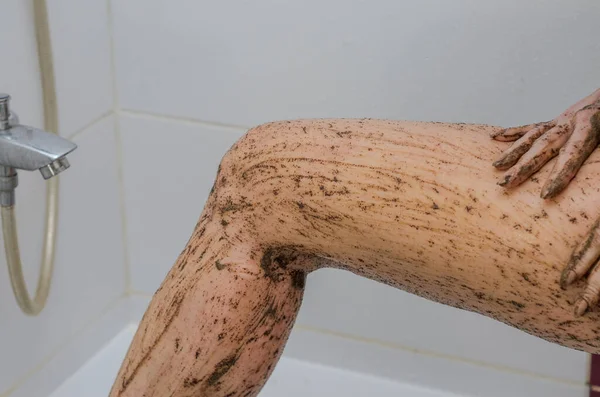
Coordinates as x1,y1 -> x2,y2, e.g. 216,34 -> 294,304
0,124 -> 77,177
0,93 -> 77,179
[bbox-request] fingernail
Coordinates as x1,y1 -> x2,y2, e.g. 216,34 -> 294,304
560,270 -> 577,289
540,188 -> 550,200
497,175 -> 511,187
574,298 -> 589,317
542,188 -> 561,200
541,179 -> 562,200
490,130 -> 505,139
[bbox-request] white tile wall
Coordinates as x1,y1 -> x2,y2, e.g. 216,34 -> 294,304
119,112 -> 245,292
0,0 -> 125,395
297,269 -> 588,383
10,297 -> 132,397
111,0 -> 600,128
283,327 -> 588,397
110,0 -> 599,393
1,0 -> 44,129
47,0 -> 114,136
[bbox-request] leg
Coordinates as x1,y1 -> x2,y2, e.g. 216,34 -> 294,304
110,117 -> 600,397
109,220 -> 309,397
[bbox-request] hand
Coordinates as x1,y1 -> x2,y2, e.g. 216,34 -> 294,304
560,219 -> 600,317
491,88 -> 600,199
491,89 -> 600,317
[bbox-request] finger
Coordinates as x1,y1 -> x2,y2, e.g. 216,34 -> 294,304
560,219 -> 600,289
492,122 -> 555,170
574,263 -> 600,317
497,124 -> 571,188
490,122 -> 548,142
541,110 -> 600,199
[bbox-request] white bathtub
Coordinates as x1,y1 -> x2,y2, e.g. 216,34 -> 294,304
49,324 -> 459,397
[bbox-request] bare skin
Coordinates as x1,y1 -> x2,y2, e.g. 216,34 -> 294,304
110,119 -> 600,397
492,88 -> 600,316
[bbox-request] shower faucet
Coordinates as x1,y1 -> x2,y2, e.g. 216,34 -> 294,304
0,93 -> 77,206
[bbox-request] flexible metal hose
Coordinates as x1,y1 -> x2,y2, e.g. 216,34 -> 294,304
4,0 -> 60,315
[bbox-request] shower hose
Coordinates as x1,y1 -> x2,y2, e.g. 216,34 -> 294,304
4,0 -> 60,315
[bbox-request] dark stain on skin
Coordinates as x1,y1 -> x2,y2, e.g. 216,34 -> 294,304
521,272 -> 538,287
336,130 -> 352,138
216,260 -> 227,270
260,249 -> 282,282
220,197 -> 252,215
183,377 -> 200,388
260,246 -> 303,282
558,320 -> 575,327
509,300 -> 526,310
207,354 -> 239,386
290,270 -> 306,289
533,210 -> 548,220
582,212 -> 589,220
257,302 -> 278,328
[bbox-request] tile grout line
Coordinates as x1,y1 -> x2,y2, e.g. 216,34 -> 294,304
119,108 -> 251,133
125,291 -> 583,388
66,110 -> 113,141
105,0 -> 132,294
113,115 -> 132,293
0,296 -> 126,397
292,324 -> 585,388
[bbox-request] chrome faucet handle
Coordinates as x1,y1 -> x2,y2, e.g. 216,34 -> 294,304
0,93 -> 10,130
0,94 -> 20,129
8,110 -> 19,127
